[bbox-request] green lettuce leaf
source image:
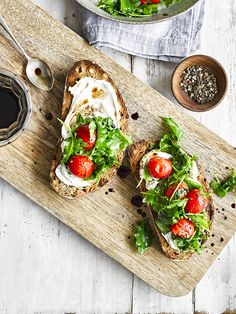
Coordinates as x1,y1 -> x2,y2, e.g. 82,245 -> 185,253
210,169 -> 236,198
161,117 -> 183,142
134,220 -> 153,254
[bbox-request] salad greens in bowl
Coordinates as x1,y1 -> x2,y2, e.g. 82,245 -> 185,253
76,0 -> 199,23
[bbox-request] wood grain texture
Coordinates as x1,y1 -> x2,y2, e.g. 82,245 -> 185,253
0,0 -> 236,300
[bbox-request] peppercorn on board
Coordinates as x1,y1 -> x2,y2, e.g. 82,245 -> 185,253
0,0 -> 236,297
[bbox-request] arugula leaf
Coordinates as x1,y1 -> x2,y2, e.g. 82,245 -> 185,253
62,136 -> 84,164
210,169 -> 236,198
162,0 -> 179,7
155,198 -> 186,234
138,4 -> 158,16
156,218 -> 170,235
161,117 -> 183,142
185,178 -> 202,189
97,0 -> 120,15
89,120 -> 97,142
186,212 -> 210,231
134,220 -> 153,254
120,0 -> 136,15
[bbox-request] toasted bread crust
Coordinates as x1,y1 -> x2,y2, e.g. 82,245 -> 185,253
50,60 -> 129,198
128,140 -> 214,260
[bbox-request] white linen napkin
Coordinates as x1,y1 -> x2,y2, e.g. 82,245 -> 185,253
77,0 -> 205,62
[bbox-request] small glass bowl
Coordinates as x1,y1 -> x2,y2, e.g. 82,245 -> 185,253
0,69 -> 32,147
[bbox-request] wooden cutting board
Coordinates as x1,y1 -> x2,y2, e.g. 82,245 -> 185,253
0,0 -> 236,297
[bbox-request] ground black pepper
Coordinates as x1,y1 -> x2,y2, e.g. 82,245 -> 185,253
180,65 -> 218,104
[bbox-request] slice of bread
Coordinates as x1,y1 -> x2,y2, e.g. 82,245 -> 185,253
128,140 -> 214,260
50,60 -> 129,198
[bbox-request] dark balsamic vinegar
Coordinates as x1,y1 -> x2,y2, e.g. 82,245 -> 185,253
0,87 -> 20,129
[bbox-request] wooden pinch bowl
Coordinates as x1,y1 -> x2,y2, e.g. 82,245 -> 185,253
171,55 -> 228,112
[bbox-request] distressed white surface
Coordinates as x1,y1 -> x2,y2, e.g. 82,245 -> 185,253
0,0 -> 235,313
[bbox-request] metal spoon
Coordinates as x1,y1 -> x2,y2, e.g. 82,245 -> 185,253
0,16 -> 54,91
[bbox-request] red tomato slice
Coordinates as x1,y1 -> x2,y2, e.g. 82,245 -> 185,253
68,155 -> 94,178
76,125 -> 97,150
171,218 -> 195,239
164,182 -> 188,199
147,156 -> 172,179
185,189 -> 207,214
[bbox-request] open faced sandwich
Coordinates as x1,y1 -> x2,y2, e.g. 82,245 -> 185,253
129,117 -> 214,260
50,60 -> 131,198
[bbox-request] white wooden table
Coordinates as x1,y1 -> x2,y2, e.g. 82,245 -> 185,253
0,1 -> 235,313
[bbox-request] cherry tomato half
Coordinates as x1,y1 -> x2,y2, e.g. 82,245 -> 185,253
147,157 -> 172,179
165,182 -> 188,199
76,125 -> 97,151
171,218 -> 195,239
68,155 -> 94,178
185,189 -> 207,214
